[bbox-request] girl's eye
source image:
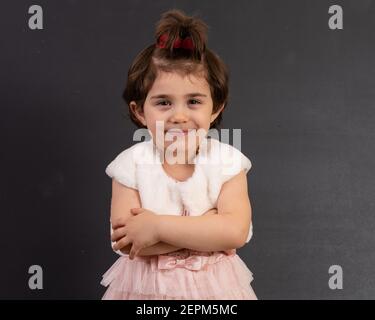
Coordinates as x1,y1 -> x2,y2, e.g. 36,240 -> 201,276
189,99 -> 201,105
156,100 -> 171,106
155,99 -> 202,107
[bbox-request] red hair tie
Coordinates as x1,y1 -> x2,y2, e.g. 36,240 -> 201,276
156,33 -> 194,51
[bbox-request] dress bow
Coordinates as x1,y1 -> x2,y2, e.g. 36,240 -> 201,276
157,255 -> 203,271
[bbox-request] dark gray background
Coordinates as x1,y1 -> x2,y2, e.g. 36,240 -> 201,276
1,0 -> 374,299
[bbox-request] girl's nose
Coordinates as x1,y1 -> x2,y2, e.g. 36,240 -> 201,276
169,105 -> 189,123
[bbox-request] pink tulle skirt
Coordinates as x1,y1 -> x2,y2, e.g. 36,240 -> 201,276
100,249 -> 257,300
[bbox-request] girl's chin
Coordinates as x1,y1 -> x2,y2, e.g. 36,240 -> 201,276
163,142 -> 196,150
163,132 -> 190,139
164,134 -> 198,142
163,138 -> 199,149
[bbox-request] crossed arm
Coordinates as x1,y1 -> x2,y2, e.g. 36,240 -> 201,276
110,170 -> 252,256
118,208 -> 218,256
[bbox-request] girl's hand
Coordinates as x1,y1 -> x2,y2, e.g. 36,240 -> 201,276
202,208 -> 218,216
111,208 -> 161,260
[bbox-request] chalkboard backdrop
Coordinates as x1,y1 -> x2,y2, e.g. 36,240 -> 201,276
1,0 -> 374,299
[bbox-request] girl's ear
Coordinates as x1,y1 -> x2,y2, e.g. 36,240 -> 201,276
210,104 -> 225,124
130,101 -> 147,126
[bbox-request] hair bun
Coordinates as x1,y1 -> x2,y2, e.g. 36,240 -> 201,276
179,26 -> 189,39
154,9 -> 208,60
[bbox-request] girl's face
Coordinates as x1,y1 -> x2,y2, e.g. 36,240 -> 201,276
131,71 -> 223,159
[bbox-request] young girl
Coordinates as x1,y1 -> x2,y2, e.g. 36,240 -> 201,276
100,9 -> 257,300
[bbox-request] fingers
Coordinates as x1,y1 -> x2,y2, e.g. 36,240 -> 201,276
202,208 -> 218,216
129,244 -> 142,260
111,226 -> 127,242
112,235 -> 132,251
111,209 -> 143,229
111,217 -> 126,230
130,207 -> 143,215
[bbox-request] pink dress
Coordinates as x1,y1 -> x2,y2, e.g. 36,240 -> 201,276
101,136 -> 257,300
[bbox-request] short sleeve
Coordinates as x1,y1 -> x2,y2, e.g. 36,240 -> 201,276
219,142 -> 252,184
105,146 -> 138,189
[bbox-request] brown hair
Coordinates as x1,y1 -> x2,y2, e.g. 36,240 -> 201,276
123,9 -> 229,130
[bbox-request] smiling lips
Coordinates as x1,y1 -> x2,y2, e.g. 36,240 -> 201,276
165,129 -> 195,136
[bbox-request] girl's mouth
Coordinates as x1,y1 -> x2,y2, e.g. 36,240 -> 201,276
165,129 -> 191,136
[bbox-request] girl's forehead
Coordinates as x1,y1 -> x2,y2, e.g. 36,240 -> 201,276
151,71 -> 210,93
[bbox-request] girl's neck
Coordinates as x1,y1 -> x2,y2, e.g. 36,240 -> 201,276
162,161 -> 195,182
151,135 -> 211,166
